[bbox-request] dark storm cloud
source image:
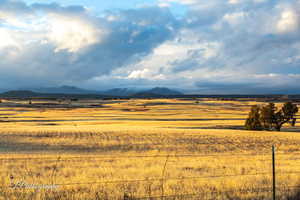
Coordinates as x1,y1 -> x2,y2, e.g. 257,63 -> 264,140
70,7 -> 180,79
0,2 -> 180,88
0,0 -> 300,93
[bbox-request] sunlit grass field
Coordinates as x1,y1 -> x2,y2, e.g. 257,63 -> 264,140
0,98 -> 300,199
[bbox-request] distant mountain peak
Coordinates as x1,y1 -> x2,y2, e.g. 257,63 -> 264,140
5,86 -> 183,97
147,87 -> 182,95
31,86 -> 99,95
1,90 -> 39,98
60,85 -> 79,89
134,87 -> 182,96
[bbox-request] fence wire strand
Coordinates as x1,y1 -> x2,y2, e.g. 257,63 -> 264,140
1,152 -> 299,162
1,151 -> 300,199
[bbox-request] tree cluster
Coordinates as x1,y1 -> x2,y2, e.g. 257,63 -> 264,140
245,102 -> 298,131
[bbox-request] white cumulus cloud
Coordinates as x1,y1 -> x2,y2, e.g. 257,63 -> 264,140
46,14 -> 106,53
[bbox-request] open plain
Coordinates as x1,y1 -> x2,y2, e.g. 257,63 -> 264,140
0,98 -> 300,200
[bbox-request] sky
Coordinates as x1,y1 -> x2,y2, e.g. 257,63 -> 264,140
0,0 -> 300,94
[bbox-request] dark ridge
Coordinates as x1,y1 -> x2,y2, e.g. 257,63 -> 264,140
1,90 -> 300,102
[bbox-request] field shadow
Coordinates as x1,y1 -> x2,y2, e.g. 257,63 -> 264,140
111,118 -> 245,121
288,192 -> 300,200
176,125 -> 300,132
286,183 -> 300,200
0,139 -> 154,153
175,125 -> 245,130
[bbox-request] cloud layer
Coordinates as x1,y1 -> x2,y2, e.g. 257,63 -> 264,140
0,0 -> 300,93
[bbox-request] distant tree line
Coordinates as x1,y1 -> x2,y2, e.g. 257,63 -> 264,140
245,102 -> 298,131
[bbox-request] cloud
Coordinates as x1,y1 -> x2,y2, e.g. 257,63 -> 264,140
222,12 -> 247,26
195,73 -> 300,94
0,1 -> 179,88
0,0 -> 299,93
276,8 -> 299,34
46,13 -> 106,53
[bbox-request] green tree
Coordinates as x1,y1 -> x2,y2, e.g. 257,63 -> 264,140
245,102 -> 298,131
273,102 -> 298,131
245,105 -> 262,130
260,103 -> 276,130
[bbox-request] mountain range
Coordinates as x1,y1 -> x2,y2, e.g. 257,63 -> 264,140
32,86 -> 182,96
0,86 -> 183,98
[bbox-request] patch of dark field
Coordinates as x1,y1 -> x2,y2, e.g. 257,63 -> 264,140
0,104 -> 107,109
54,101 -> 126,105
156,109 -> 180,111
0,113 -> 16,116
0,119 -> 102,123
176,125 -> 300,132
121,108 -> 150,112
216,113 -> 248,115
280,126 -> 300,132
139,102 -> 198,106
0,116 -> 247,122
0,131 -> 120,138
37,123 -> 59,126
197,103 -> 232,107
174,126 -> 245,130
10,117 -> 246,122
57,115 -> 121,118
0,109 -> 21,111
65,114 -> 187,117
1,134 -> 300,154
132,113 -> 193,116
16,109 -> 35,112
107,118 -> 246,121
197,102 -> 251,107
0,140 -> 156,153
219,107 -> 249,112
196,107 -> 248,111
193,113 -> 248,116
101,101 -> 131,104
0,116 -> 45,119
217,104 -> 251,109
0,108 -> 36,113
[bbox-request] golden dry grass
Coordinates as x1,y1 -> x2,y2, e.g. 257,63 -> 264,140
0,98 -> 299,199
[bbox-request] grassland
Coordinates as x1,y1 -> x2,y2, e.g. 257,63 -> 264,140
0,98 -> 300,200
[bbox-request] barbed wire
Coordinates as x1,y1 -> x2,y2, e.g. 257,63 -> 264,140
133,187 -> 274,200
1,150 -> 300,199
133,186 -> 300,200
0,172 -> 274,189
2,170 -> 300,199
3,170 -> 299,189
1,152 -> 299,162
3,170 -> 299,188
4,183 -> 300,199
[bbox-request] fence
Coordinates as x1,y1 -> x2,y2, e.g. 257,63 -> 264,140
1,146 -> 300,199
